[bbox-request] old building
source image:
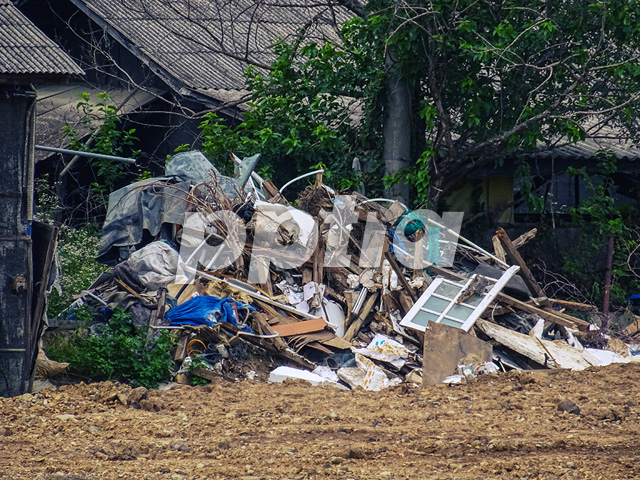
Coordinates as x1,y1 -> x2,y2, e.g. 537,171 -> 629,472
0,0 -> 82,396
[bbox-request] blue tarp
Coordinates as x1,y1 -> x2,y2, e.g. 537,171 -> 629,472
165,296 -> 255,332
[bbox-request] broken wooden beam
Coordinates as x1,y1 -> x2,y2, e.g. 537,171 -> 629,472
492,235 -> 507,263
262,179 -> 290,205
496,227 -> 545,299
252,312 -> 289,350
384,249 -> 418,302
343,292 -> 380,342
546,298 -> 598,312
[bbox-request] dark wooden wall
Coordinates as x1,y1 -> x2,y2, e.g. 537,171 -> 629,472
0,85 -> 35,397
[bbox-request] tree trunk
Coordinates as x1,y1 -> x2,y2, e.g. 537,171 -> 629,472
382,52 -> 412,204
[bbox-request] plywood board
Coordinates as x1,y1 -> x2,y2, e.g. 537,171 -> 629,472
422,322 -> 492,386
271,317 -> 327,337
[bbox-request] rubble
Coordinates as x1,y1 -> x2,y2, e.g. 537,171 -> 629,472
44,150 -> 640,392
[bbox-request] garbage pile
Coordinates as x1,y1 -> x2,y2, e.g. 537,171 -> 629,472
53,151 -> 640,391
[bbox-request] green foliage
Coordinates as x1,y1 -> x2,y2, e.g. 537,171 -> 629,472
62,92 -> 140,203
198,22 -> 385,192
196,0 -> 640,206
187,355 -> 211,386
560,155 -> 640,304
47,224 -> 108,318
46,308 -> 176,388
34,174 -> 58,223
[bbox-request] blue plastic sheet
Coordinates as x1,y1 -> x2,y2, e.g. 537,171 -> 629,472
165,296 -> 255,332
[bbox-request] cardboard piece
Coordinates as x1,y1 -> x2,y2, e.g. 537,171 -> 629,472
422,322 -> 492,386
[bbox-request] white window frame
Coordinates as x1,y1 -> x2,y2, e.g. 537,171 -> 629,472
400,265 -> 520,332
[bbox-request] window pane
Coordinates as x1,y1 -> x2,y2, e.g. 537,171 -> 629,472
413,310 -> 439,327
435,282 -> 462,298
447,304 -> 474,320
458,294 -> 483,307
441,317 -> 464,328
424,295 -> 450,313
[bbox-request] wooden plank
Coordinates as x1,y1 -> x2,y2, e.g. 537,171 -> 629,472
499,294 -> 589,331
262,179 -> 290,206
147,288 -> 166,342
413,230 -> 424,279
302,267 -> 313,285
476,318 -> 595,370
547,298 -> 598,312
343,292 -> 379,342
496,227 -> 545,299
191,366 -> 234,383
395,291 -> 414,316
30,221 -> 58,363
313,238 -> 325,284
271,317 -> 327,337
252,312 -> 289,350
513,228 -> 537,249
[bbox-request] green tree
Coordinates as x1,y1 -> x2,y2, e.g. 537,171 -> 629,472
200,0 -> 640,207
62,92 -> 140,206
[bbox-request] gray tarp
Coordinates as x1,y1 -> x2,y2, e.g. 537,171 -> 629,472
165,151 -> 219,184
96,151 -> 250,266
96,177 -> 191,265
97,152 -> 219,265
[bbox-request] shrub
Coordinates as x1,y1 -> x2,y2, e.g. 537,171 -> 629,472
45,308 -> 176,388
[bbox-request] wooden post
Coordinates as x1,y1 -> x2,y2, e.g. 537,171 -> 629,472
602,235 -> 614,324
413,229 -> 424,279
492,235 -> 506,263
383,237 -> 418,302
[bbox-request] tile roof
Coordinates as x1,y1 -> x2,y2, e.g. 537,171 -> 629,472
70,0 -> 353,103
0,0 -> 83,76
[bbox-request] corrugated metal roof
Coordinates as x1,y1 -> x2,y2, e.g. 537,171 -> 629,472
530,118 -> 640,162
532,137 -> 640,162
0,0 -> 83,76
71,0 -> 352,100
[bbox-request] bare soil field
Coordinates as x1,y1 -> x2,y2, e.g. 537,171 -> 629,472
2,363 -> 640,480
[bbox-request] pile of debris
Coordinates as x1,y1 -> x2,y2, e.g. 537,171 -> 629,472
49,151 -> 640,390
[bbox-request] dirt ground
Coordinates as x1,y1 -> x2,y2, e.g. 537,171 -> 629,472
2,363 -> 640,480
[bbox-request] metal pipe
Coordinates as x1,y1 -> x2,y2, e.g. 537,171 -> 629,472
358,198 -> 408,210
279,169 -> 324,194
35,145 -> 137,164
351,287 -> 368,315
